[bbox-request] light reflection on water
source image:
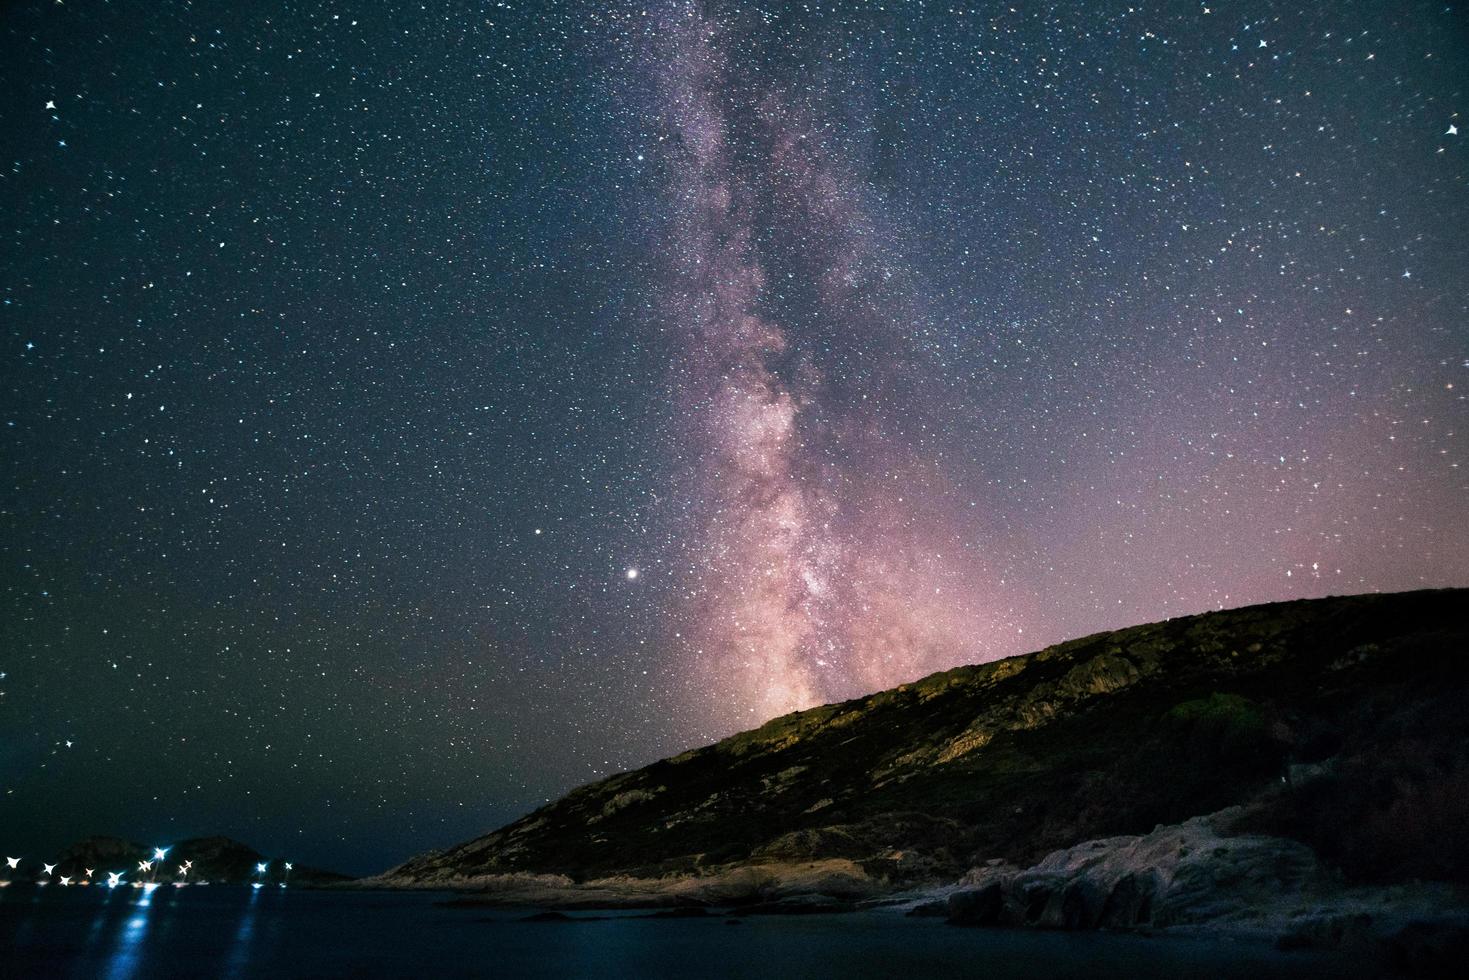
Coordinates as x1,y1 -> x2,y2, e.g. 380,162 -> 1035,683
94,883 -> 268,980
223,879 -> 262,979
80,882 -> 126,962
103,884 -> 159,980
0,886 -> 1379,980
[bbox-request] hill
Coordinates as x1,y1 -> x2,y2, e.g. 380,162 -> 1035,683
375,589 -> 1469,934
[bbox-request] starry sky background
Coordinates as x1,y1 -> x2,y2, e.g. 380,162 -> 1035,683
1,1 -> 1465,875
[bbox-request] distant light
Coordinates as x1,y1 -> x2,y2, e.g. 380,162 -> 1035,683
251,882 -> 264,890
4,857 -> 18,869
255,862 -> 268,874
153,847 -> 169,861
42,863 -> 56,875
625,567 -> 639,580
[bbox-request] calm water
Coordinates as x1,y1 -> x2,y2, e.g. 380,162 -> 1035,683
0,884 -> 1378,978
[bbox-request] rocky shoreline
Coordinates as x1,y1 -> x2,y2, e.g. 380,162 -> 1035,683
356,807 -> 1468,973
358,592 -> 1469,975
909,808 -> 1468,968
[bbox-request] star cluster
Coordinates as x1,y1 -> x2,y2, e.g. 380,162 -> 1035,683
1,1 -> 1464,873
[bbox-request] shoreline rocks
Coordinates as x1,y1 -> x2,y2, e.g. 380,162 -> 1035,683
926,807 -> 1469,969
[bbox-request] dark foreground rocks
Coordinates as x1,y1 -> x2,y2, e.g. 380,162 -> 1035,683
934,807 -> 1469,971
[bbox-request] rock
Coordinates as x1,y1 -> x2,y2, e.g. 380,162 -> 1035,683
1274,913 -> 1374,950
1049,877 -> 1107,930
942,810 -> 1342,935
1098,872 -> 1156,928
945,883 -> 1003,926
1385,919 -> 1469,978
1016,878 -> 1057,925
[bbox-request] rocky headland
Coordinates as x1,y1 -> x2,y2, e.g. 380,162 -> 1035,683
367,589 -> 1469,966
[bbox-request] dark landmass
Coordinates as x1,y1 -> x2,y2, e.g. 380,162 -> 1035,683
370,589 -> 1469,963
43,834 -> 349,886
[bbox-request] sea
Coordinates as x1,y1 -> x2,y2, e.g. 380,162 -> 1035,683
0,883 -> 1381,978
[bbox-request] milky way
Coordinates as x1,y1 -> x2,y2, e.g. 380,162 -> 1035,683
651,9 -> 1018,724
0,0 -> 1464,871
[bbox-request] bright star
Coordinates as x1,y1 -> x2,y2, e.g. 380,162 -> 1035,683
256,862 -> 268,874
43,863 -> 56,875
626,567 -> 639,580
45,100 -> 56,110
153,847 -> 168,861
4,857 -> 18,869
1448,124 -> 1459,136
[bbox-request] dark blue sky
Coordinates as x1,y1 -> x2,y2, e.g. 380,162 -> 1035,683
2,1 -> 1465,874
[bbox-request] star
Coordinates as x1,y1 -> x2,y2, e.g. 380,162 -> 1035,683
153,847 -> 168,861
60,876 -> 72,886
138,860 -> 152,872
625,567 -> 639,580
1402,270 -> 1412,279
43,863 -> 56,875
85,868 -> 95,877
1448,124 -> 1459,136
5,857 -> 19,869
64,740 -> 73,748
44,100 -> 56,110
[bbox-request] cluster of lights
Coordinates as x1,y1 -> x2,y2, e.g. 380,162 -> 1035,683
2,848 -> 293,890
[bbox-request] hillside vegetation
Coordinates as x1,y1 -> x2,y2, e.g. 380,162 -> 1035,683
382,590 -> 1468,894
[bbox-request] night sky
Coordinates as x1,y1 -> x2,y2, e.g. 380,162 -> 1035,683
2,1 -> 1465,875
